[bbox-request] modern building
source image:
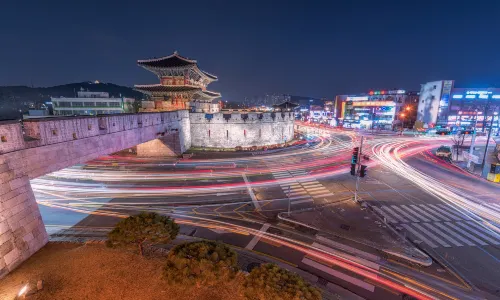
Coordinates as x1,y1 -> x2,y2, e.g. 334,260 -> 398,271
51,90 -> 135,116
336,89 -> 418,129
417,80 -> 500,133
135,52 -> 221,112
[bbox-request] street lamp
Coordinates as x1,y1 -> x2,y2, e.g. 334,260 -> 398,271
400,113 -> 406,129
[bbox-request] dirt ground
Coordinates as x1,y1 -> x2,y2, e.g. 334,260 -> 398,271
0,242 -> 245,300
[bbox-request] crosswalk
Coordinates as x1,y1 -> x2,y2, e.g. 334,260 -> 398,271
271,168 -> 334,205
373,204 -> 500,248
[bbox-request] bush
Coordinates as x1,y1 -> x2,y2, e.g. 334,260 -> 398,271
245,264 -> 322,300
106,212 -> 179,255
164,241 -> 239,286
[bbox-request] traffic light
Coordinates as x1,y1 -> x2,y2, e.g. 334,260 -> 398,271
352,147 -> 360,164
350,163 -> 356,176
360,165 -> 367,177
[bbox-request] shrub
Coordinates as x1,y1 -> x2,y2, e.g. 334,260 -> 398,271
106,212 -> 179,255
164,241 -> 239,286
245,264 -> 322,300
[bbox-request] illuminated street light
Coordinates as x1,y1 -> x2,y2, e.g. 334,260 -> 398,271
405,106 -> 411,111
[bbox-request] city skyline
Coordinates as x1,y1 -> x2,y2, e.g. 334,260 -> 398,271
2,0 -> 500,102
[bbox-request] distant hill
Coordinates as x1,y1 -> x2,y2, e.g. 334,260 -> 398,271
0,81 -> 145,120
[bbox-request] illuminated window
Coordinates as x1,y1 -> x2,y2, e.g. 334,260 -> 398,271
72,133 -> 77,140
52,129 -> 58,136
1,136 -> 6,142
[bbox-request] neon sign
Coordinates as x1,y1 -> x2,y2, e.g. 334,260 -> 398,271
452,95 -> 463,99
492,95 -> 500,99
466,91 -> 492,95
465,95 -> 476,99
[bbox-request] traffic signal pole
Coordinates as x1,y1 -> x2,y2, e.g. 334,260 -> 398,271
354,136 -> 364,203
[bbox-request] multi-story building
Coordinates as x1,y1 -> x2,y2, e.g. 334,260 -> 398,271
51,90 -> 135,116
417,80 -> 500,133
336,89 -> 418,129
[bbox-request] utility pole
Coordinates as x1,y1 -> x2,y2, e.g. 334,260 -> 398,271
467,110 -> 478,169
480,113 -> 495,177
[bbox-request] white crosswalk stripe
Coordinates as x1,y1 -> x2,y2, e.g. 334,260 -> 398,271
460,222 -> 500,245
382,206 -> 408,223
374,204 -> 500,248
434,223 -> 475,246
401,224 -> 438,248
422,223 -> 462,246
373,207 -> 396,223
412,223 -> 451,247
400,205 -> 430,222
410,205 -> 441,222
419,205 -> 450,221
391,205 -> 419,223
428,204 -> 462,221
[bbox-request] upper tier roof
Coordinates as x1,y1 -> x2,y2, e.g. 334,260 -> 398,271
134,84 -> 199,93
137,52 -> 197,68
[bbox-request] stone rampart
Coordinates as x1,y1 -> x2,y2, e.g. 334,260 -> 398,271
190,112 -> 294,148
0,110 -> 190,278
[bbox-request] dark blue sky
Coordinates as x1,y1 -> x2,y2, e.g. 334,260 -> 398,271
1,0 -> 500,101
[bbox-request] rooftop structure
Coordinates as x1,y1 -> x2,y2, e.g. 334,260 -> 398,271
135,52 -> 221,112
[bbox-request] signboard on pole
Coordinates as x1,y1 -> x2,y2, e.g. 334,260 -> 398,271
463,151 -> 480,164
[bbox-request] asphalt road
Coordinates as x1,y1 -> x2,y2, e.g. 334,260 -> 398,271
33,129 -> 500,300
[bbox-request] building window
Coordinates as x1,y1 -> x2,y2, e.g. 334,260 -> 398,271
433,85 -> 437,89
88,124 -> 92,130
52,129 -> 58,136
72,102 -> 83,107
1,136 -> 7,142
72,133 -> 77,140
431,95 -> 435,100
226,130 -> 229,139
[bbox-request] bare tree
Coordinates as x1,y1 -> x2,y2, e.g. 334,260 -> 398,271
451,133 -> 469,161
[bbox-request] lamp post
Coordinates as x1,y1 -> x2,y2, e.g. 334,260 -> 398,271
400,113 -> 406,134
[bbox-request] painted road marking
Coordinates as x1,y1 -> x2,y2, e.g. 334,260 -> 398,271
410,205 -> 440,222
245,223 -> 271,250
412,223 -> 451,247
400,205 -> 430,222
437,204 -> 473,220
434,223 -> 475,246
382,206 -> 408,223
391,205 -> 419,223
301,258 -> 375,292
428,204 -> 462,221
444,222 -> 488,246
401,224 -> 439,248
462,222 -> 500,244
373,207 -> 396,223
311,193 -> 334,198
419,205 -> 450,222
422,223 -> 463,247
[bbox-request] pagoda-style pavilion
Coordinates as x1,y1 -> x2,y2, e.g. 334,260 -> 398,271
135,52 -> 221,112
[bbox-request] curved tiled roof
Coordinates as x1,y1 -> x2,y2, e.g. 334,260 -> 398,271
134,84 -> 200,93
137,52 -> 197,68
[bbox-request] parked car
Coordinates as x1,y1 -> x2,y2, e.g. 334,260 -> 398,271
436,146 -> 452,159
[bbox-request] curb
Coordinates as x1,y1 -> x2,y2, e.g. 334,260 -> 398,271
278,210 -> 433,267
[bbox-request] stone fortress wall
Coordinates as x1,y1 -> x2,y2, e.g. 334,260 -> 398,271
0,110 -> 190,278
189,112 -> 295,148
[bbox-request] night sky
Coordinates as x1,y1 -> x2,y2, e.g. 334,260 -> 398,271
1,0 -> 500,101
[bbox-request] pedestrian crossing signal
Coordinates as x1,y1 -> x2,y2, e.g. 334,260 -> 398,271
350,163 -> 356,176
360,165 -> 367,177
